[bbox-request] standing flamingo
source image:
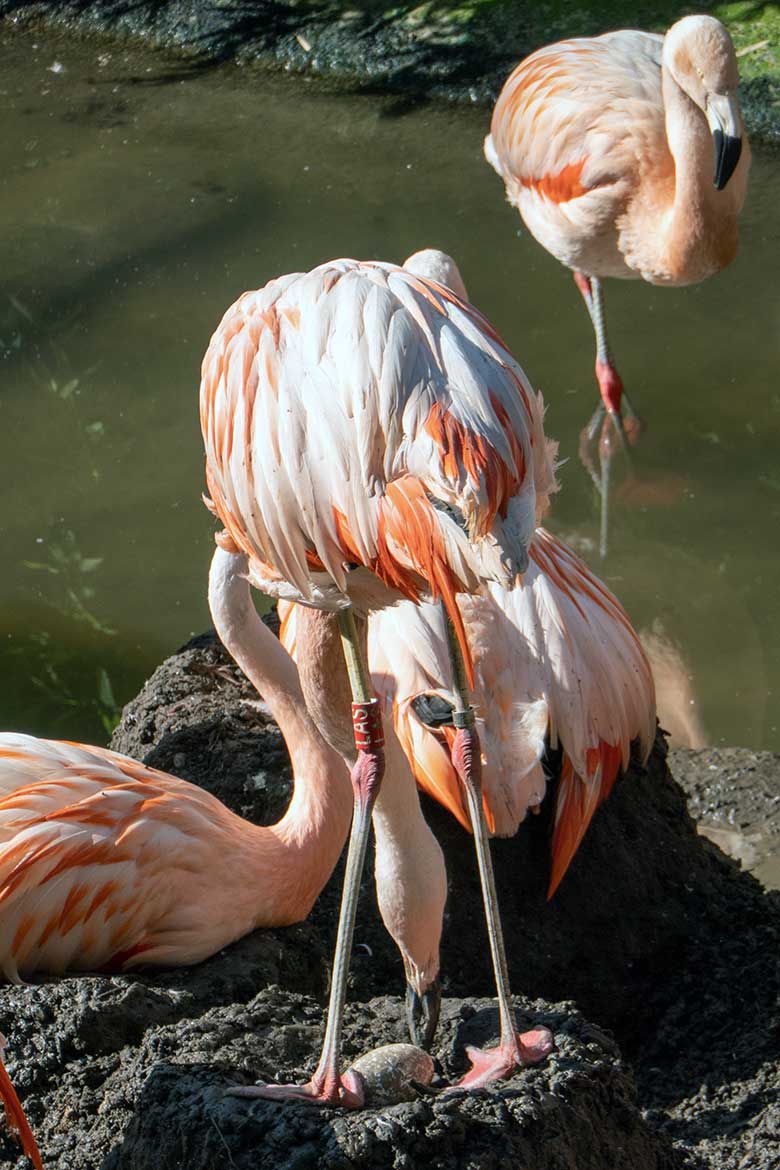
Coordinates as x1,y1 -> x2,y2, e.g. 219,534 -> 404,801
200,251 -> 556,1103
280,522 -> 656,1074
485,15 -> 749,541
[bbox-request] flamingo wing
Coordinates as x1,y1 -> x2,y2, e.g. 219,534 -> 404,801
201,260 -> 555,672
487,529 -> 655,893
0,735 -> 246,981
365,528 -> 655,893
486,32 -> 668,274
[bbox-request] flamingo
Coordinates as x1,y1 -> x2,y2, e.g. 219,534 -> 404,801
199,250 -> 557,1103
0,548 -> 456,1167
0,566 -> 353,1169
280,523 -> 656,1060
0,585 -> 355,984
0,1034 -> 42,1170
369,526 -> 656,889
485,15 -> 749,545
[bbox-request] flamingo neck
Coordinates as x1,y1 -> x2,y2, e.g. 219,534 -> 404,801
208,549 -> 352,923
659,60 -> 738,282
286,604 -> 445,989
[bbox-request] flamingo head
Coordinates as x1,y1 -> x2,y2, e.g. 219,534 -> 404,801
664,16 -> 745,191
402,248 -> 469,302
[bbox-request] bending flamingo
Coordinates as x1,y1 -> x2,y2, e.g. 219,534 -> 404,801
200,250 -> 555,1103
281,524 -> 656,1084
369,527 -> 655,888
485,15 -> 749,531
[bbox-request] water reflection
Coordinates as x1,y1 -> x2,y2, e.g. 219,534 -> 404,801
0,28 -> 777,755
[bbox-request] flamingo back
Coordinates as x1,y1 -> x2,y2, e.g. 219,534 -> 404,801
0,735 -> 268,981
366,528 -> 655,895
486,31 -> 668,276
201,259 -> 554,675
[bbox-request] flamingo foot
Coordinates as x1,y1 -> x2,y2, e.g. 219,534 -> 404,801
228,1067 -> 364,1109
452,1026 -> 554,1091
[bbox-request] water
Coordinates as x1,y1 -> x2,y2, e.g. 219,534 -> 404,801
1,28 -> 778,756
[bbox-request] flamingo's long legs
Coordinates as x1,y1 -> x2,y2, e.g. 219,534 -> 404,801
0,1035 -> 43,1170
442,610 -> 554,1089
575,272 -> 643,558
230,606 -> 382,1108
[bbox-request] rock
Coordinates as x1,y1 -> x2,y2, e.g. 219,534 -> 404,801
670,746 -> 780,890
0,986 -> 677,1170
0,630 -> 777,1168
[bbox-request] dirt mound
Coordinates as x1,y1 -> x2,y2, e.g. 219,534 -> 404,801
1,630 -> 777,1168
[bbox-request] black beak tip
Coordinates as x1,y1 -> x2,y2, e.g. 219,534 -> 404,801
713,128 -> 743,191
406,977 -> 442,1051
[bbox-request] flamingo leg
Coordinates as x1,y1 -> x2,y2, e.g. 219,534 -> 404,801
0,1036 -> 43,1170
574,272 -> 643,557
230,606 -> 382,1109
442,611 -> 554,1089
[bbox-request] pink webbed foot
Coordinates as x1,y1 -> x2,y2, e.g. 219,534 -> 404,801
453,1026 -> 554,1091
228,1068 -> 364,1109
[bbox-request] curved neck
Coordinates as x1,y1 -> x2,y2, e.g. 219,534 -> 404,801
286,603 -> 445,985
207,548 -> 352,917
662,64 -> 714,216
659,60 -> 738,280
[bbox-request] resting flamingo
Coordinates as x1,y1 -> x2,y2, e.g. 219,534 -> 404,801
0,557 -> 450,1160
485,15 -> 749,538
0,590 -> 354,985
0,570 -> 354,1169
200,249 -> 556,1103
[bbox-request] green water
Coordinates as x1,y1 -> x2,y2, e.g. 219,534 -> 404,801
1,29 -> 778,751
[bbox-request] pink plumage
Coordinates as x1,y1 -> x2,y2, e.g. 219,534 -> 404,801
485,15 -> 749,435
0,733 -> 348,982
200,257 -> 556,678
360,526 -> 654,896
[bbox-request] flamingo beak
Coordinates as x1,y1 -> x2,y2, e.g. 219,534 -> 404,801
406,977 -> 442,1051
706,93 -> 743,190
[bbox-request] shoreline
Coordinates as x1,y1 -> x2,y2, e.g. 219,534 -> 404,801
1,1 -> 778,141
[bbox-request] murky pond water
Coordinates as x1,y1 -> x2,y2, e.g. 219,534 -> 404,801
1,28 -> 778,760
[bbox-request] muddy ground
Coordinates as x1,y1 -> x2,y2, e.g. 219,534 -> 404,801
1,628 -> 777,1169
0,1 -> 777,139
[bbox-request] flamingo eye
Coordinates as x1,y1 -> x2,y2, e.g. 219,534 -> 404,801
411,694 -> 455,728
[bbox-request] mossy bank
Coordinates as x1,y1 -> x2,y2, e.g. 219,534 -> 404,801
1,1 -> 778,140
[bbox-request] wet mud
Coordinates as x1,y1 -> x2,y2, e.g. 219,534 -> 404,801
0,628 -> 777,1169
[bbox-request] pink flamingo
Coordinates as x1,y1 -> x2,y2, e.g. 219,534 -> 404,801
200,250 -> 556,1103
0,552 -> 448,1157
0,564 -> 354,1169
0,554 -> 445,1027
0,583 -> 354,984
281,522 -> 656,1075
368,526 -> 656,892
485,15 -> 749,542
